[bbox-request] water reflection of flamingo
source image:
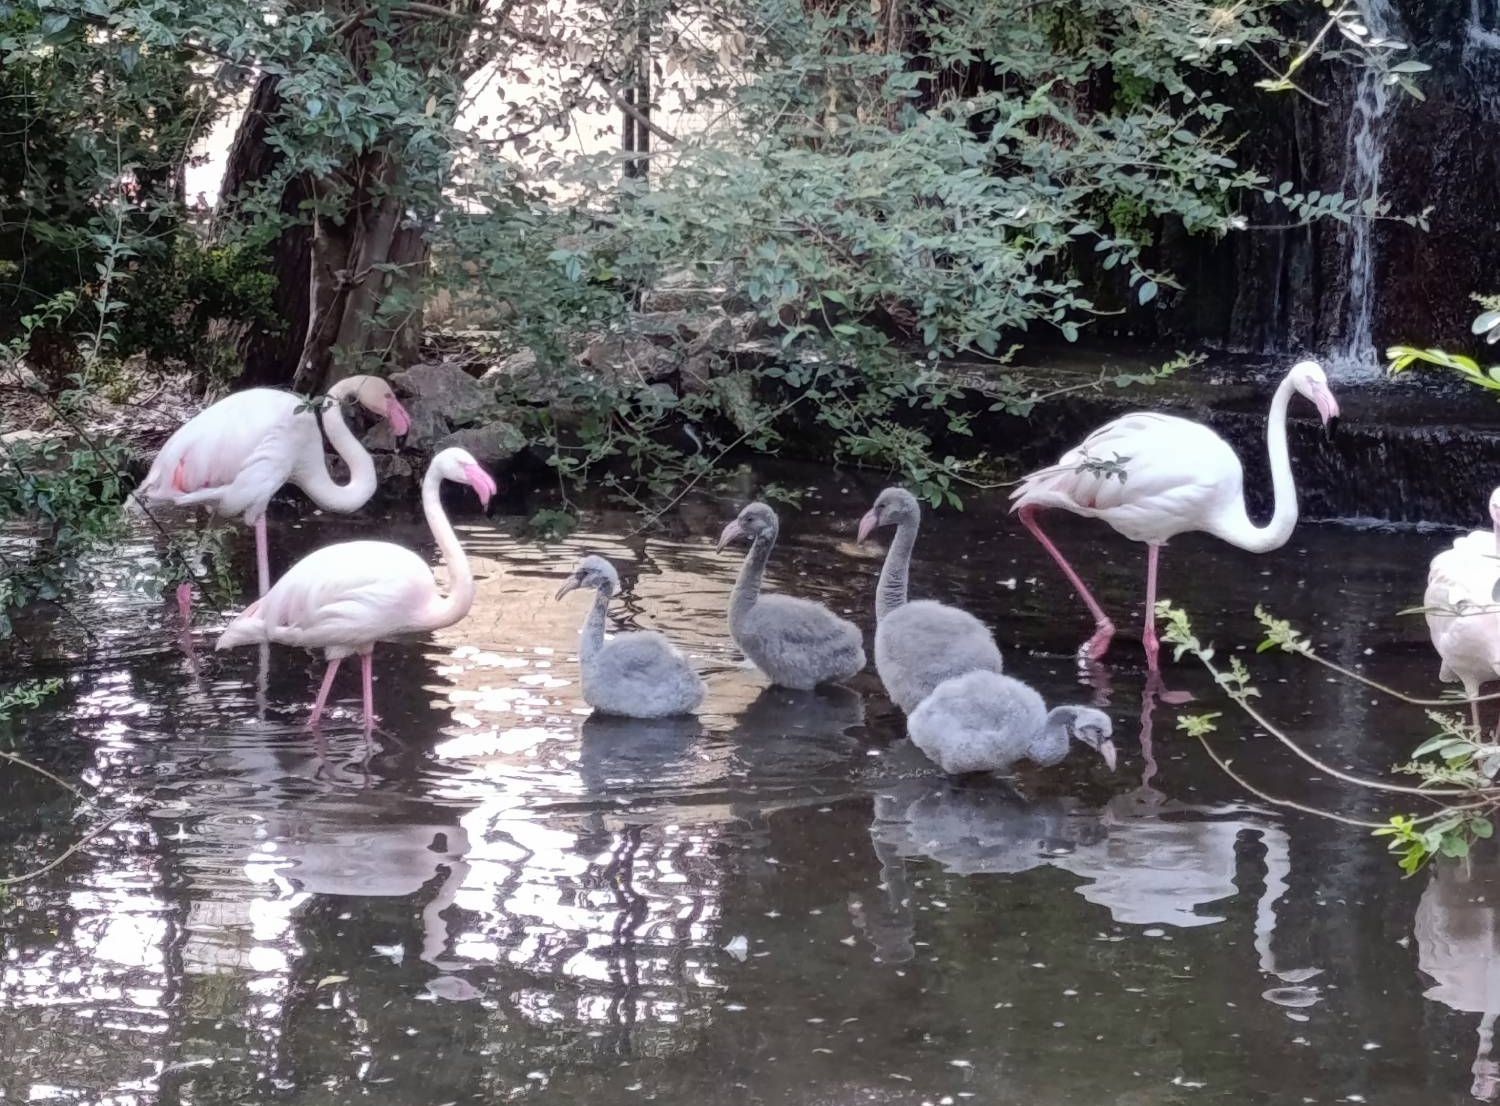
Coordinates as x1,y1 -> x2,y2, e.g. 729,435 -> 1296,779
1414,857 -> 1500,1100
862,679 -> 1321,986
1011,360 -> 1340,673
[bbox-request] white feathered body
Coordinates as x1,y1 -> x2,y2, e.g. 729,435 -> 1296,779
137,389 -> 322,523
1426,529 -> 1500,693
217,540 -> 442,659
582,631 -> 705,719
907,670 -> 1056,775
874,599 -> 1004,715
733,593 -> 866,690
1010,413 -> 1247,545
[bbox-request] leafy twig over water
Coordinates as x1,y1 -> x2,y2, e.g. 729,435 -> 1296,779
1158,601 -> 1500,874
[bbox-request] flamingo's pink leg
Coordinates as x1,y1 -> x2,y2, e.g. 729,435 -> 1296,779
1018,505 -> 1115,661
309,658 -> 342,730
254,516 -> 271,598
1143,543 -> 1162,672
176,582 -> 193,627
360,650 -> 375,735
1465,680 -> 1484,733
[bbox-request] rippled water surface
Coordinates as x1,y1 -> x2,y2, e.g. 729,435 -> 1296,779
2,465 -> 1496,1104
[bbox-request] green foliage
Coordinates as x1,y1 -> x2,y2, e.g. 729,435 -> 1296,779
0,433 -> 132,634
1374,812 -> 1494,876
1165,600 -> 1500,873
526,509 -> 580,543
1255,605 -> 1314,655
1388,298 -> 1500,391
3,0 -> 1429,512
0,0 -> 230,378
0,678 -> 61,725
112,237 -> 281,375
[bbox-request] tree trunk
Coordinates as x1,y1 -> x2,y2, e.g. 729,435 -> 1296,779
217,4 -> 480,394
217,74 -> 312,388
289,155 -> 429,394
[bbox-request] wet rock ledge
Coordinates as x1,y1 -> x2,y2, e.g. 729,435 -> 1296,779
916,352 -> 1500,530
373,330 -> 1500,529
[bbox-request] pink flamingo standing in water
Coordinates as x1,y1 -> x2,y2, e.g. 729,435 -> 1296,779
135,375 -> 411,617
1010,360 -> 1339,673
215,447 -> 496,732
1424,487 -> 1500,732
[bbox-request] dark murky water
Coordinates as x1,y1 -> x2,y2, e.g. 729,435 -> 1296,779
1,465 -> 1495,1104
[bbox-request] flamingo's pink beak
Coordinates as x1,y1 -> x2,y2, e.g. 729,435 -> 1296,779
386,398 -> 412,438
1312,383 -> 1340,427
857,509 -> 880,544
715,520 -> 743,554
462,463 -> 497,508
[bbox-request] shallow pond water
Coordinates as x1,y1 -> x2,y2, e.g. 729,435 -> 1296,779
1,463 -> 1495,1105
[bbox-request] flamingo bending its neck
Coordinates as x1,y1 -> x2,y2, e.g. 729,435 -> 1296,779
215,447 -> 496,733
136,375 -> 411,616
1010,359 -> 1339,672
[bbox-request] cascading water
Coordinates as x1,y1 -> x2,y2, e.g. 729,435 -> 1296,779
1328,0 -> 1402,380
1464,0 -> 1500,113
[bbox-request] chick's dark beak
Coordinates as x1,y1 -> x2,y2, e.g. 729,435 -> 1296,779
555,577 -> 581,601
1098,739 -> 1118,772
715,520 -> 743,554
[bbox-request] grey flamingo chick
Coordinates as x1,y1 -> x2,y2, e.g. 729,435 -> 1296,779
716,501 -> 866,689
857,487 -> 1003,714
908,670 -> 1116,775
555,555 -> 705,719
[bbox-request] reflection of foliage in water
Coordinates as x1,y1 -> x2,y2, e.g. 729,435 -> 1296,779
1160,601 -> 1500,874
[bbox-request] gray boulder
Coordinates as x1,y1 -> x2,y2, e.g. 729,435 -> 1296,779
391,361 -> 490,423
433,419 -> 527,468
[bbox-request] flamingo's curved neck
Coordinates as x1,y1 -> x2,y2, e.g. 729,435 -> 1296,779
296,400 -> 377,512
417,465 -> 475,631
579,588 -> 610,668
876,516 -> 918,622
1027,709 -> 1073,767
729,531 -> 775,635
1211,372 -> 1300,554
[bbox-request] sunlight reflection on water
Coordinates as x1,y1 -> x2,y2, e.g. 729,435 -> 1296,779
0,477 -> 1491,1104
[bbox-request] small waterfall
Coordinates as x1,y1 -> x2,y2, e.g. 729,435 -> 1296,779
1464,0 -> 1500,116
1328,0 -> 1402,380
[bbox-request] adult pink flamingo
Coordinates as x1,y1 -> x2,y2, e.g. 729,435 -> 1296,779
1010,359 -> 1339,673
215,447 -> 496,732
1424,487 -> 1500,732
136,375 -> 411,615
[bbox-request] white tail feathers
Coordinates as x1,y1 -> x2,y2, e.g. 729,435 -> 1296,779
216,603 -> 267,650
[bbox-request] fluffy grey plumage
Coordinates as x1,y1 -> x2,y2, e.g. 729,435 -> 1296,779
717,501 -> 866,689
858,487 -> 1004,713
557,555 -> 705,719
906,670 -> 1115,775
